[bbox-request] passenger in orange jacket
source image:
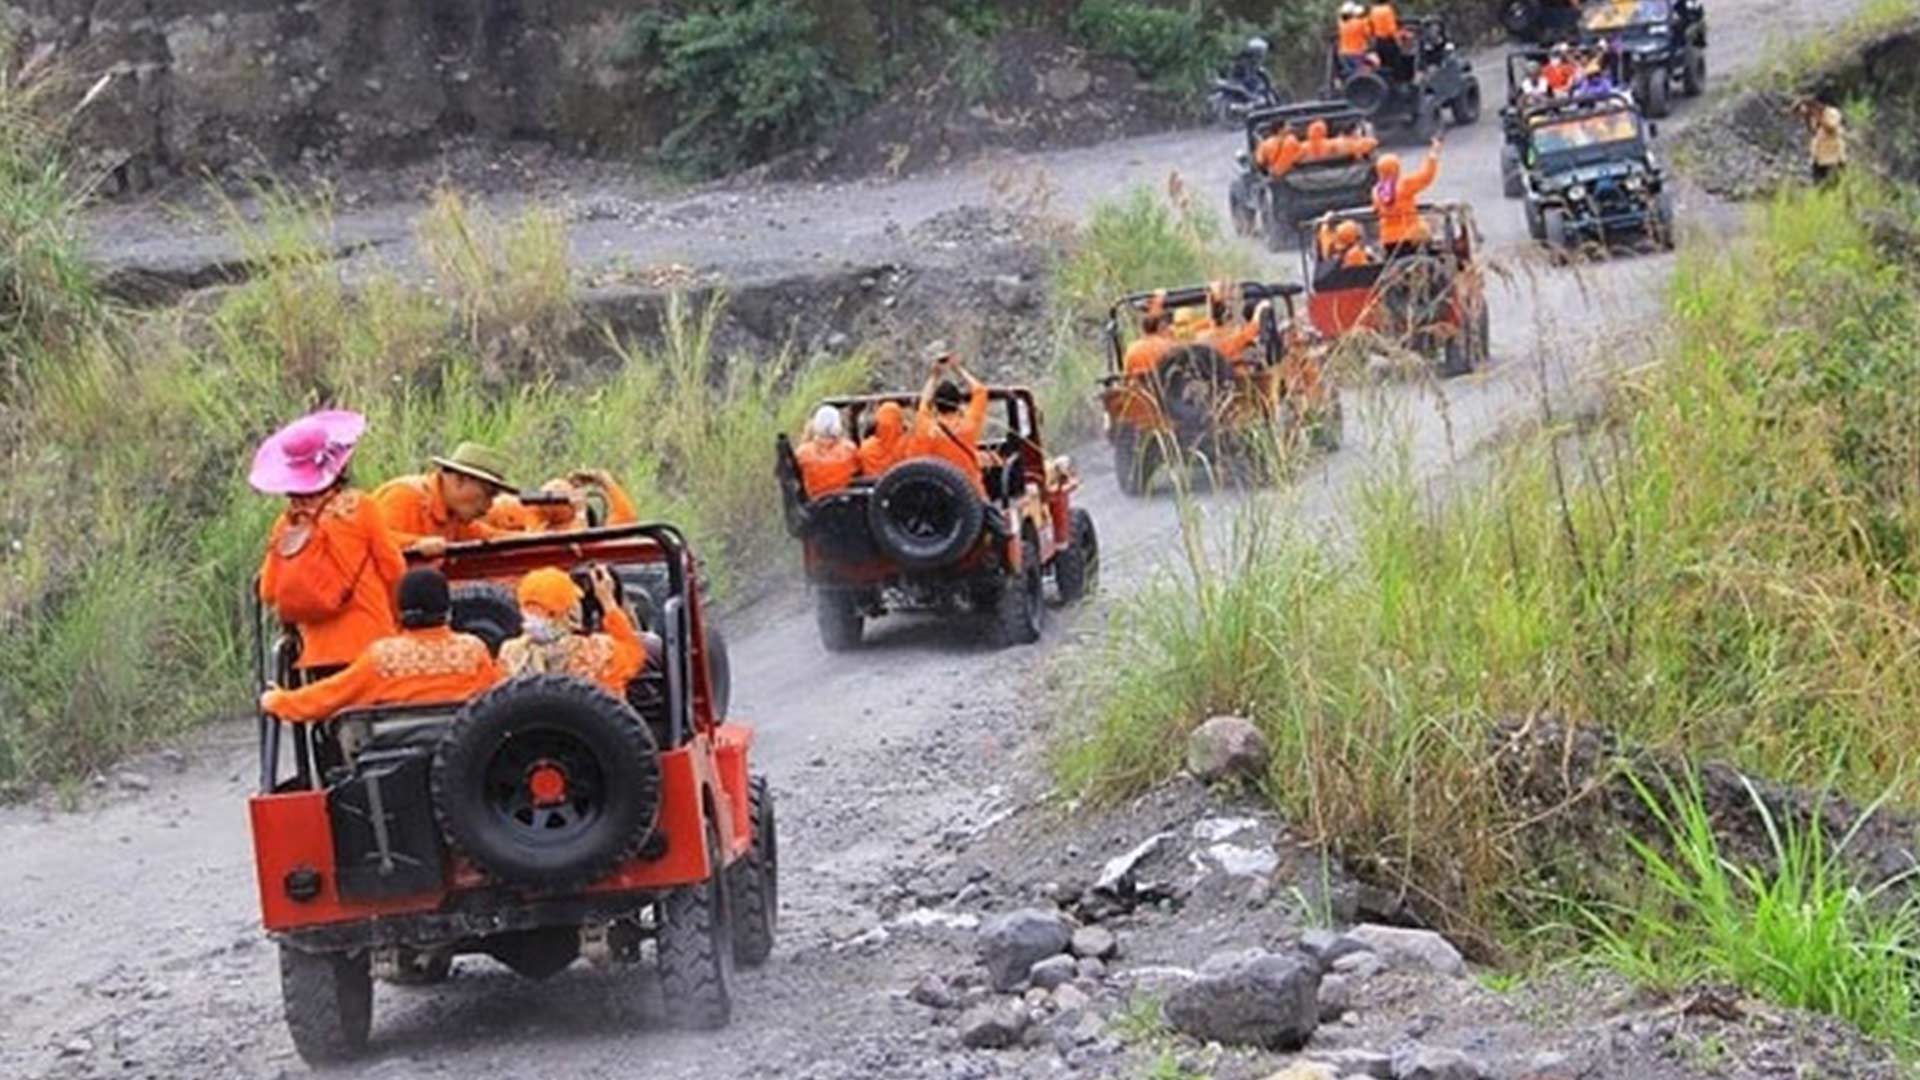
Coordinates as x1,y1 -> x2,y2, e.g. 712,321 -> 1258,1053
1124,292 -> 1177,377
1201,299 -> 1275,362
1300,119 -> 1379,164
259,568 -> 502,722
1373,141 -> 1442,248
1368,1 -> 1401,41
1255,124 -> 1304,178
1542,43 -> 1581,96
858,401 -> 910,476
1319,219 -> 1376,267
1337,3 -> 1375,74
794,405 -> 860,499
907,352 -> 990,494
488,469 -> 642,533
499,565 -> 651,696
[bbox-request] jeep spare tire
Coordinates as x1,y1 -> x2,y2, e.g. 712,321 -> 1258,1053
433,675 -> 661,894
868,458 -> 987,570
1340,71 -> 1390,117
1155,345 -> 1235,440
451,582 -> 522,655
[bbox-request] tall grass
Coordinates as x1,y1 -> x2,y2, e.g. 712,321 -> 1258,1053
0,186 -> 864,788
1583,771 -> 1920,1051
1055,176 -> 1920,960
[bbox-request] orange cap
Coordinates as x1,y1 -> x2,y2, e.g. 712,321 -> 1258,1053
518,567 -> 583,618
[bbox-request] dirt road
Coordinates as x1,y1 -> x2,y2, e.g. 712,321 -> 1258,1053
3,2 -> 1862,1077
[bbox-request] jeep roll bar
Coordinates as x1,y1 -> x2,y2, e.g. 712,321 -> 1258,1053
1102,282 -> 1305,376
1292,202 -> 1481,288
1243,101 -> 1368,152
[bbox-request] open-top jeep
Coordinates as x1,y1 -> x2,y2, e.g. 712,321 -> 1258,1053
249,524 -> 772,1064
1518,93 -> 1674,253
1230,102 -> 1379,252
775,388 -> 1097,651
1570,0 -> 1706,116
1296,203 -> 1491,378
1327,14 -> 1482,139
1100,282 -> 1342,496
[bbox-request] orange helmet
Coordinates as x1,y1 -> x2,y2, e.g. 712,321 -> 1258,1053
1376,153 -> 1402,179
1335,220 -> 1364,245
517,567 -> 582,619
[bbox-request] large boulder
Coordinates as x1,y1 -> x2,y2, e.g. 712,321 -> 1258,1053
1163,949 -> 1319,1050
1186,716 -> 1271,783
977,908 -> 1073,991
1340,924 -> 1467,978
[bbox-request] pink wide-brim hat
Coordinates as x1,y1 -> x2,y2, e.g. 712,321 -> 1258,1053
249,409 -> 367,495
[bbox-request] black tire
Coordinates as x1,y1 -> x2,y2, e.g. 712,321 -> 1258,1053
433,676 -> 661,894
1543,207 -> 1569,251
1452,82 -> 1481,126
1376,255 -> 1452,351
1413,99 -> 1442,143
1052,509 -> 1099,604
813,588 -> 864,652
1501,145 -> 1524,199
703,622 -> 732,719
1502,0 -> 1541,37
1113,431 -> 1151,497
280,946 -> 372,1065
995,531 -> 1045,647
382,949 -> 452,986
1264,195 -> 1292,253
1154,345 -> 1235,441
1642,68 -> 1672,118
1341,71 -> 1391,118
868,458 -> 987,571
1682,52 -> 1706,97
658,818 -> 736,1030
729,776 -> 778,968
1525,198 -> 1545,240
451,582 -> 522,655
1651,190 -> 1677,251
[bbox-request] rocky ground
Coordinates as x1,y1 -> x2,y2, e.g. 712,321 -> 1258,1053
3,0 -> 1911,1076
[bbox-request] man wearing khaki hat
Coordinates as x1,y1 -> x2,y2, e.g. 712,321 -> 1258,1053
373,441 -> 518,555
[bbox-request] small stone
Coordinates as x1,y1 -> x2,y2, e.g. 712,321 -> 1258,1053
1332,951 -> 1385,979
61,1036 -> 93,1056
1186,716 -> 1271,783
1164,949 -> 1319,1049
908,974 -> 956,1010
1030,954 -> 1077,990
1075,956 -> 1107,982
977,909 -> 1073,991
1391,1046 -> 1487,1080
1320,1047 -> 1394,1078
1070,926 -> 1117,961
160,749 -> 187,771
1024,987 -> 1051,1010
1316,972 -> 1353,1022
1341,925 -> 1466,978
1051,983 -> 1091,1015
1529,1051 -> 1570,1072
116,771 -> 152,792
1262,1063 -> 1337,1080
959,1002 -> 1029,1049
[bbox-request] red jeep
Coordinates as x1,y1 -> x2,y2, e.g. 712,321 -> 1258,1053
248,524 -> 773,1063
775,388 -> 1098,651
1296,202 -> 1491,377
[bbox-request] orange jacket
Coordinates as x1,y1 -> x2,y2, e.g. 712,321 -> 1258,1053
372,474 -> 504,547
1373,152 -> 1439,246
499,605 -> 647,697
1543,60 -> 1579,94
1368,3 -> 1400,40
487,478 -> 641,533
260,625 -> 502,722
795,437 -> 860,498
858,402 -> 909,477
1201,319 -> 1264,362
258,489 -> 407,670
1338,16 -> 1373,56
1125,332 -> 1178,377
1256,132 -> 1305,178
907,383 -> 990,492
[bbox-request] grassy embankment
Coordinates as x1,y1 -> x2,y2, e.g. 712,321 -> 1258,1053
0,116 -> 863,789
1052,173 -> 1920,1049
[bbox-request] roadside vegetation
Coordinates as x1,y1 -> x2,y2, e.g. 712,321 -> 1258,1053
1053,175 -> 1920,1042
0,108 -> 863,788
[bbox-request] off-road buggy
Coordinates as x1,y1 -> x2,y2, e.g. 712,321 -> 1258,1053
249,524 -> 773,1064
1296,202 -> 1491,378
775,388 -> 1097,651
1100,282 -> 1342,496
1327,15 -> 1483,140
1505,0 -> 1707,114
1230,102 -> 1379,252
1518,93 -> 1674,253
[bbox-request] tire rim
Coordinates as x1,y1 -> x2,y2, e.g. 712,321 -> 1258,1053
484,728 -> 607,844
884,480 -> 960,542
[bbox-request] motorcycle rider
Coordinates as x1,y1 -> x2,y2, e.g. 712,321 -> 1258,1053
1223,37 -> 1276,108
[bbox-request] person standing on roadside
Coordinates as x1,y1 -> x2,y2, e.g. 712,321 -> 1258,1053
1795,98 -> 1847,185
252,409 -> 407,682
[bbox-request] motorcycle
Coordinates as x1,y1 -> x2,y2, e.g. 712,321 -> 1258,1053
1207,76 -> 1280,128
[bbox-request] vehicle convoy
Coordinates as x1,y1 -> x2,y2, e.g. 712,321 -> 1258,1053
1504,0 -> 1707,115
1517,94 -> 1675,253
775,388 -> 1098,651
1329,14 -> 1482,139
1230,102 -> 1379,252
1101,282 -> 1342,496
249,525 -> 774,1064
1297,203 -> 1491,378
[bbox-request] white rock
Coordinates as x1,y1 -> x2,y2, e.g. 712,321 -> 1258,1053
1341,924 -> 1467,978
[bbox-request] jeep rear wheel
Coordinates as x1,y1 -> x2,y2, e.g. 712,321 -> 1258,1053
1052,509 -> 1100,604
868,458 -> 987,570
1500,145 -> 1524,198
1451,82 -> 1481,126
995,531 -> 1045,647
433,676 -> 661,894
280,946 -> 372,1065
1113,431 -> 1153,497
729,776 -> 778,968
814,588 -> 864,652
658,819 -> 736,1029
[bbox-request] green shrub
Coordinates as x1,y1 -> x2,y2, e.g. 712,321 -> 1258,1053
1070,1 -> 1257,94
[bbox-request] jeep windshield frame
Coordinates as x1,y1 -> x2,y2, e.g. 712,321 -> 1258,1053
1104,281 -> 1304,377
1527,106 -> 1648,172
1580,0 -> 1672,32
253,523 -> 714,793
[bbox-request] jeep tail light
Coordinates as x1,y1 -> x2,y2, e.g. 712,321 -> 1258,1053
284,866 -> 322,902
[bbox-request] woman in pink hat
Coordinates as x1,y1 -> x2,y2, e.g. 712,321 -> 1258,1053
252,410 -> 407,679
